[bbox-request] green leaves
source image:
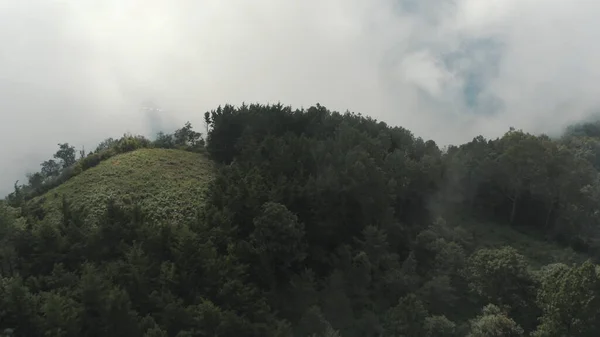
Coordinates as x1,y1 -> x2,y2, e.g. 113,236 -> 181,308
467,304 -> 524,337
383,294 -> 427,335
467,247 -> 532,304
54,144 -> 76,169
466,247 -> 540,331
424,315 -> 458,337
534,260 -> 600,336
251,202 -> 306,270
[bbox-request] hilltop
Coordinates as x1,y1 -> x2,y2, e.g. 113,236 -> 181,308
3,103 -> 600,336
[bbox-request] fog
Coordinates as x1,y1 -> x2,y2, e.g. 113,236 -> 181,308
2,0 -> 600,195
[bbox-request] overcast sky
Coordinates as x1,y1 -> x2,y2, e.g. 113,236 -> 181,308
1,0 -> 600,196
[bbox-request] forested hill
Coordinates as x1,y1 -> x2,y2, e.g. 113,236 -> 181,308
3,103 -> 600,336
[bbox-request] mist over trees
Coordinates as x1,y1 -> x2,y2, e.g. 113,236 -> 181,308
3,103 -> 600,336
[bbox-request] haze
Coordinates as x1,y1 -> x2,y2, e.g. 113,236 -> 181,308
1,0 -> 600,195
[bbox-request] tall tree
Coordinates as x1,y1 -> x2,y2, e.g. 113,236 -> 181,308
495,130 -> 549,225
26,172 -> 44,191
54,143 -> 76,169
41,159 -> 61,178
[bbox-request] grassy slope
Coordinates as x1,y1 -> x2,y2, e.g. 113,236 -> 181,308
460,220 -> 587,268
29,148 -> 214,226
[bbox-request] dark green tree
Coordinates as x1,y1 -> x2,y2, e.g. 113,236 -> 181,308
54,143 -> 77,169
41,159 -> 61,178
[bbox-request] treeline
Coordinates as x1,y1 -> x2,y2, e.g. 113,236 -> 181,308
442,128 -> 600,254
7,122 -> 205,208
2,103 -> 600,336
204,104 -> 600,255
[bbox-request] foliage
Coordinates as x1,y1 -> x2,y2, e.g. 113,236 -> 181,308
467,304 -> 524,337
533,260 -> 600,336
4,103 -> 600,335
27,148 -> 213,226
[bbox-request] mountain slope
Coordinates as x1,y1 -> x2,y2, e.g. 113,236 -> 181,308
25,148 -> 214,226
5,104 -> 600,336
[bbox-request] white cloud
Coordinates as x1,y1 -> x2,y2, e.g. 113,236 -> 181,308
2,0 -> 600,194
399,50 -> 458,97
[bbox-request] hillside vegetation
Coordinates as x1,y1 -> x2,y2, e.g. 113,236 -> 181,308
3,103 -> 600,336
25,148 -> 213,227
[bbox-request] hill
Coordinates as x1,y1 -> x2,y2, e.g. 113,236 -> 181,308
24,148 -> 214,226
4,104 -> 600,336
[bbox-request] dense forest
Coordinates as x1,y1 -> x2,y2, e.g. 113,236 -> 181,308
3,103 -> 600,336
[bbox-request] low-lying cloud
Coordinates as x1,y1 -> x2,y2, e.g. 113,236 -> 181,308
2,0 -> 600,195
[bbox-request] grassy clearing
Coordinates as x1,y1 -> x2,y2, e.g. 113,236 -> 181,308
29,148 -> 214,226
459,219 -> 587,268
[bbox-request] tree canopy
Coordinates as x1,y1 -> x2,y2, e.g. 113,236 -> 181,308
3,103 -> 600,336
